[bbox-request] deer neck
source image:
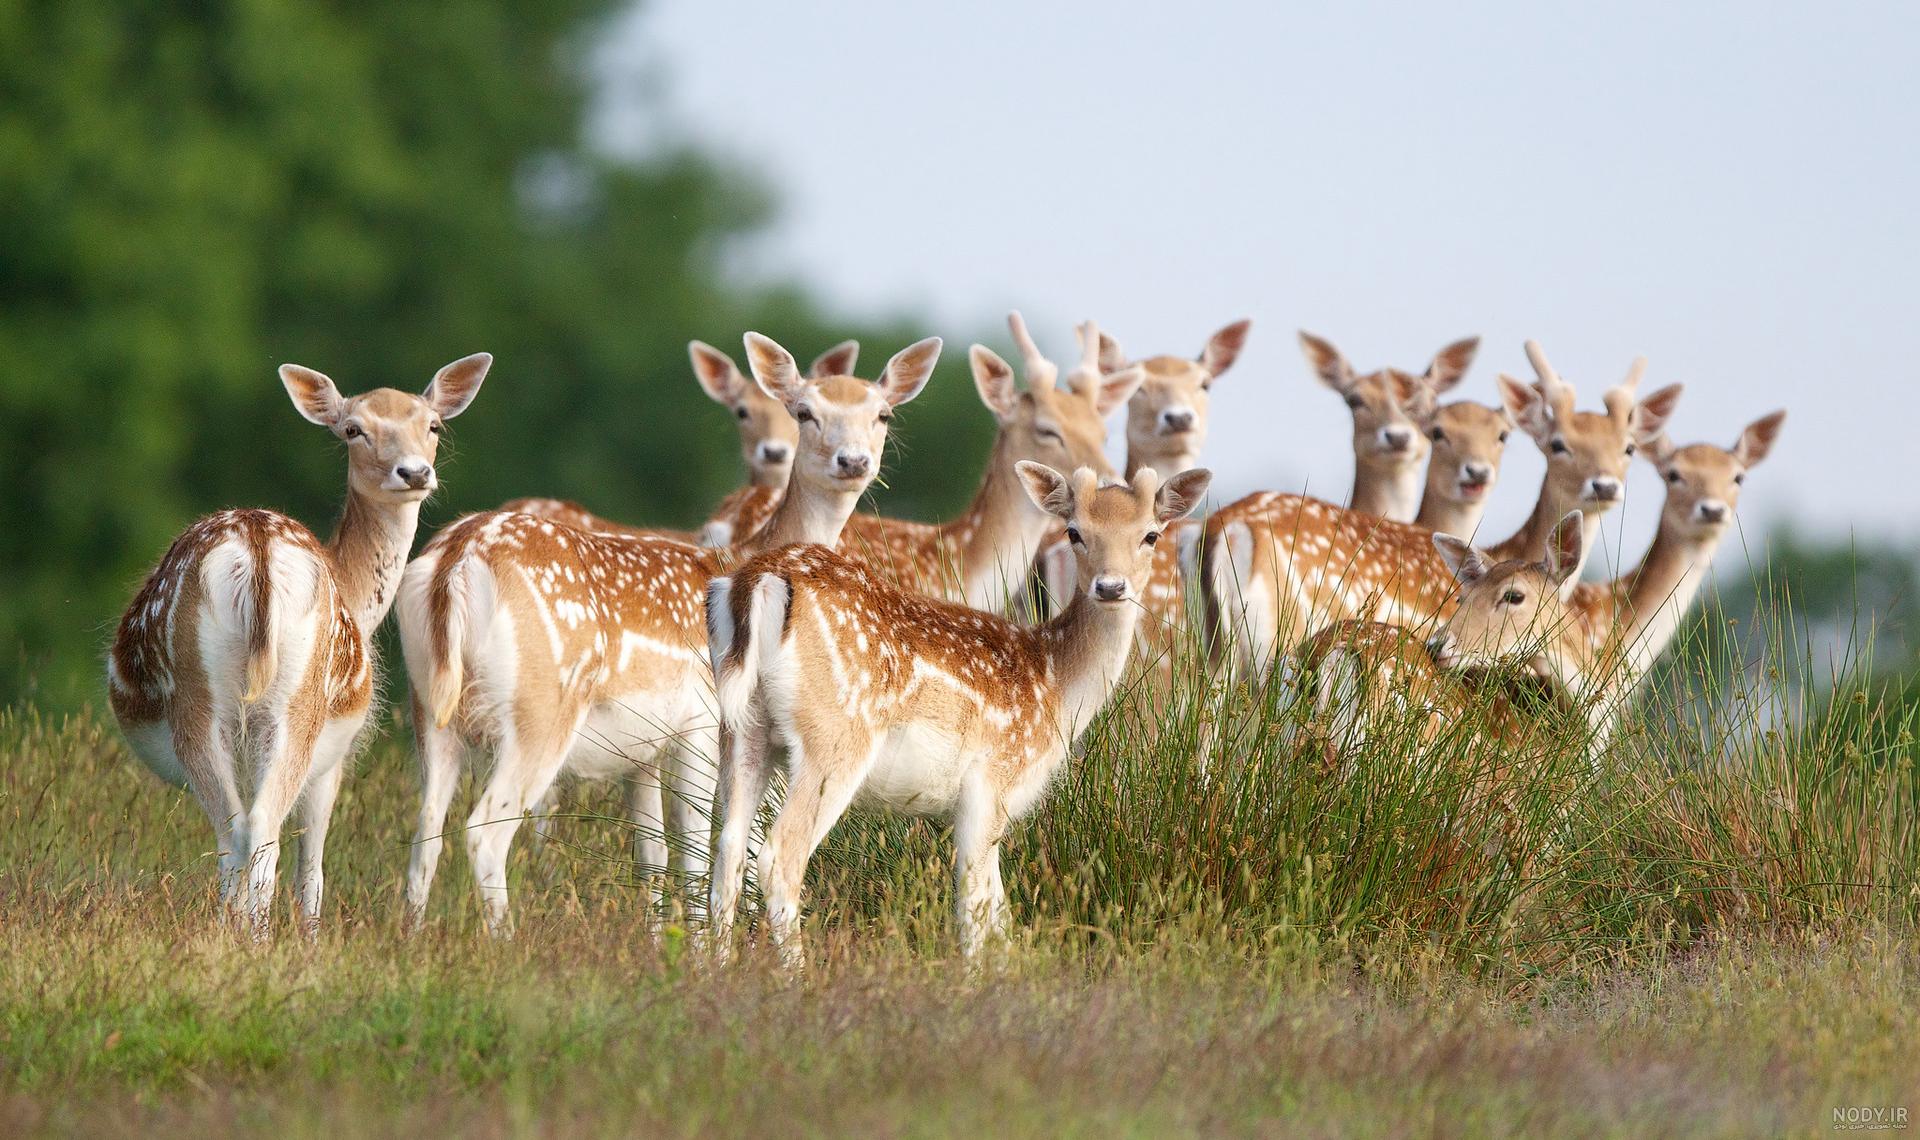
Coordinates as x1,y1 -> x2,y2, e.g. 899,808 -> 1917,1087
744,473 -> 864,554
1613,518 -> 1720,678
1414,486 -> 1488,539
1126,440 -> 1200,481
952,435 -> 1057,610
1040,587 -> 1143,745
1349,458 -> 1423,523
327,489 -> 422,636
1487,476 -> 1603,581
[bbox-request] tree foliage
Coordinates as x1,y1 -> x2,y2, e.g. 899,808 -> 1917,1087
0,1 -> 992,706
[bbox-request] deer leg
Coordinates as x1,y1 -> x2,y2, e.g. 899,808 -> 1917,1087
527,786 -> 562,851
625,759 -> 669,912
170,711 -> 247,911
758,729 -> 875,969
668,721 -> 719,901
464,707 -> 583,938
241,703 -> 323,941
405,694 -> 465,930
953,782 -> 1011,957
706,722 -> 772,956
293,715 -> 360,936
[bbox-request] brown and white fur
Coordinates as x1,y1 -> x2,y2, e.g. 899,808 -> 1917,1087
1203,341 -> 1683,689
108,354 -> 492,935
1300,332 -> 1481,523
836,313 -> 1142,611
706,463 -> 1211,962
503,340 -> 855,546
395,335 -> 938,933
1412,397 -> 1516,539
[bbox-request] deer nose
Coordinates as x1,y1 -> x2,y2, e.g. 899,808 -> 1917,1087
1586,477 -> 1622,502
1696,501 -> 1729,524
1461,462 -> 1493,485
395,462 -> 434,490
833,451 -> 871,478
1161,408 -> 1195,433
1091,576 -> 1129,602
1380,426 -> 1413,452
757,441 -> 791,465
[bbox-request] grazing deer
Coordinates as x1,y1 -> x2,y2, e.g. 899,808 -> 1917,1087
1300,332 -> 1482,523
706,463 -> 1212,962
1202,341 -> 1683,690
395,335 -> 938,933
1411,397 -> 1516,538
502,340 -> 855,546
108,354 -> 492,934
837,313 -> 1142,611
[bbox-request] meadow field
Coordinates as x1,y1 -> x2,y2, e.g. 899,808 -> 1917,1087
2,614 -> 1915,1138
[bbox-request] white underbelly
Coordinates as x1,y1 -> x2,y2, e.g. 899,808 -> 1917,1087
567,688 -> 705,781
855,723 -> 977,816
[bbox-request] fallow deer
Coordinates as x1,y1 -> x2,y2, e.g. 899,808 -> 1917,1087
395,334 -> 938,933
1411,397 -> 1516,539
1300,332 -> 1482,523
836,313 -> 1142,612
706,462 -> 1212,962
502,340 -> 855,546
108,354 -> 493,935
1202,341 -> 1683,690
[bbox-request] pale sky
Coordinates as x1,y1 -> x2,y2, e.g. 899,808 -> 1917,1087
594,1 -> 1920,574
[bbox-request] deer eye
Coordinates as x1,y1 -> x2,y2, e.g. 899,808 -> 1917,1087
1143,531 -> 1160,547
1344,395 -> 1364,410
877,409 -> 893,423
1549,439 -> 1569,455
735,407 -> 749,420
1428,427 -> 1446,443
1665,470 -> 1682,484
1624,443 -> 1637,457
342,424 -> 363,440
1733,472 -> 1745,485
1066,525 -> 1083,546
1035,425 -> 1062,442
429,421 -> 442,435
1501,589 -> 1526,606
796,407 -> 815,425
1497,430 -> 1510,443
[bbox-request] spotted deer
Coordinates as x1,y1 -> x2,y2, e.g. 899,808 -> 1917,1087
503,340 -> 855,546
706,463 -> 1212,962
108,354 -> 492,935
1411,396 -> 1516,539
1202,341 -> 1684,690
395,334 -> 938,933
836,312 -> 1142,612
1300,332 -> 1482,523
1033,319 -> 1251,652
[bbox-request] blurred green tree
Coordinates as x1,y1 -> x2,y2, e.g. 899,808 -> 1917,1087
0,1 -> 993,707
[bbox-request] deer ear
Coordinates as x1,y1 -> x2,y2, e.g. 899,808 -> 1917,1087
808,340 -> 859,380
1733,409 -> 1786,467
1097,330 -> 1128,375
1543,511 -> 1587,587
1094,365 -> 1146,416
880,337 -> 941,407
1016,460 -> 1074,519
1631,383 -> 1685,442
1299,331 -> 1354,393
1425,336 -> 1480,395
424,353 -> 491,420
1498,374 -> 1552,444
690,341 -> 746,404
1200,319 -> 1252,383
969,345 -> 1019,421
743,333 -> 807,408
1392,372 -> 1435,420
1154,468 -> 1212,524
1432,533 -> 1491,584
1642,432 -> 1679,466
281,364 -> 346,427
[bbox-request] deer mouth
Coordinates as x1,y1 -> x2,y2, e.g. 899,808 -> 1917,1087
1456,477 -> 1491,499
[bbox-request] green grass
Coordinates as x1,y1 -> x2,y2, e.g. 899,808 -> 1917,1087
1,604 -> 1916,1136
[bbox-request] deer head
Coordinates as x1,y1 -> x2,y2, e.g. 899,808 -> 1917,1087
1419,398 -> 1515,514
1428,510 -> 1587,670
280,353 -> 492,503
1016,463 -> 1212,605
1301,332 -> 1480,476
692,339 -> 857,489
1642,409 -> 1786,540
742,333 -> 938,500
972,313 -> 1144,489
1503,340 -> 1683,519
1115,319 -> 1251,476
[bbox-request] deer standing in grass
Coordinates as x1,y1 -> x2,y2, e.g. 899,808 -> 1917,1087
395,334 -> 938,934
706,462 -> 1212,962
1300,332 -> 1482,523
1202,340 -> 1683,690
108,354 -> 492,935
1302,408 -> 1785,752
503,340 -> 856,546
836,312 -> 1142,611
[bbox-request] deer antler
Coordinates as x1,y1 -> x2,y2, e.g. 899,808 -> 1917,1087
1066,319 -> 1104,397
1524,339 -> 1576,419
1007,311 -> 1059,390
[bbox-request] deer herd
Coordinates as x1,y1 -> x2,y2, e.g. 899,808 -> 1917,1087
106,314 -> 1785,956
